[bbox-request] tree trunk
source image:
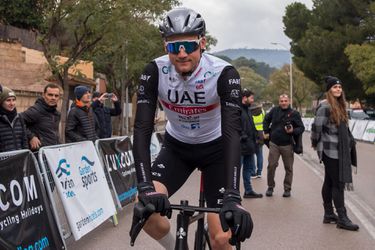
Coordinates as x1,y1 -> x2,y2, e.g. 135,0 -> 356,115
59,74 -> 70,143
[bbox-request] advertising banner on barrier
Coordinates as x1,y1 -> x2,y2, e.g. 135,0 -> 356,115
362,121 -> 375,142
0,151 -> 64,250
43,142 -> 116,240
302,118 -> 313,132
351,120 -> 369,140
96,137 -> 137,208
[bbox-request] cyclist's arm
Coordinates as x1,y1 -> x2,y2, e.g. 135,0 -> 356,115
133,62 -> 159,185
217,66 -> 242,191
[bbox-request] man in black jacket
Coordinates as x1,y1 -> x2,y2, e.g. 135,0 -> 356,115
65,85 -> 98,143
91,91 -> 122,138
21,83 -> 61,150
263,94 -> 304,197
240,89 -> 263,198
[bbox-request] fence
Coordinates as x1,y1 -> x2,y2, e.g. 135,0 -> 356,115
0,132 -> 164,249
302,118 -> 375,143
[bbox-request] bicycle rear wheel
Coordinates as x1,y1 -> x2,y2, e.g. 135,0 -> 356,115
194,229 -> 207,250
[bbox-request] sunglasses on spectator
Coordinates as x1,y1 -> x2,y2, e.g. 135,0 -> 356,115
165,39 -> 201,54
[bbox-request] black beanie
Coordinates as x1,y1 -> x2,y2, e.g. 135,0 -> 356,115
325,76 -> 342,92
74,85 -> 90,100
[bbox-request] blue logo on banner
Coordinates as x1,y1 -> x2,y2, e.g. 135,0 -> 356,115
79,156 -> 98,190
56,159 -> 70,178
81,156 -> 95,167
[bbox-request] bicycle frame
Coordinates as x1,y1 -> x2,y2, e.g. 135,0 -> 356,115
170,201 -> 220,250
129,172 -> 241,250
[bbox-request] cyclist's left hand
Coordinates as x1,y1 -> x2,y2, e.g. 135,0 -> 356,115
219,189 -> 253,242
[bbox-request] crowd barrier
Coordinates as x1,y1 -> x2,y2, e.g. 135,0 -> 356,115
0,131 -> 165,249
0,150 -> 65,250
302,118 -> 375,143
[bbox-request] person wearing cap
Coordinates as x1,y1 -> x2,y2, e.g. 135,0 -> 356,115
263,94 -> 305,198
65,85 -> 98,143
0,85 -> 28,152
240,89 -> 263,199
131,7 -> 252,249
311,76 -> 359,231
21,83 -> 62,150
91,91 -> 121,138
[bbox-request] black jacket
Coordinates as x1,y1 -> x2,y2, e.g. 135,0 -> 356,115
240,104 -> 257,155
263,106 -> 305,146
92,100 -> 121,138
65,103 -> 98,143
0,111 -> 28,152
21,97 -> 61,147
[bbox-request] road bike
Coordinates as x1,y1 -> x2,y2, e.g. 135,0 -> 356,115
130,174 -> 241,250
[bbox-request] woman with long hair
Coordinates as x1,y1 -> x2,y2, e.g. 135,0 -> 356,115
311,76 -> 359,231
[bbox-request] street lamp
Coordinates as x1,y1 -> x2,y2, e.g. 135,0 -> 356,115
271,42 -> 293,108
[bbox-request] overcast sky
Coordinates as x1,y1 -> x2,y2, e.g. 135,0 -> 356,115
180,0 -> 313,52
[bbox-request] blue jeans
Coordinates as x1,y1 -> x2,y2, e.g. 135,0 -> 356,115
249,144 -> 263,176
241,155 -> 254,193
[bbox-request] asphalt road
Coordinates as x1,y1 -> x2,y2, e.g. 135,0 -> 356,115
68,133 -> 375,249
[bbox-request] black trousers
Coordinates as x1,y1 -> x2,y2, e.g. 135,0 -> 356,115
322,153 -> 344,208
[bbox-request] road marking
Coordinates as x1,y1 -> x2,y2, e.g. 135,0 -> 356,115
297,153 -> 375,240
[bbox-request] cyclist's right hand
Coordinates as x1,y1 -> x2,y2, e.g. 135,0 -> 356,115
137,182 -> 171,217
220,189 -> 253,243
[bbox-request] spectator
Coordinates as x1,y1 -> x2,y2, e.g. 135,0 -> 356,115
250,102 -> 266,178
65,85 -> 98,143
91,91 -> 122,138
240,89 -> 263,198
311,76 -> 359,231
263,94 -> 304,197
0,85 -> 28,152
21,83 -> 61,150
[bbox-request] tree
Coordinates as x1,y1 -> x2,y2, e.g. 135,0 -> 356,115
232,57 -> 276,80
283,0 -> 371,100
345,44 -> 375,94
264,64 -> 319,111
237,67 -> 268,101
0,0 -> 47,30
39,0 -> 179,140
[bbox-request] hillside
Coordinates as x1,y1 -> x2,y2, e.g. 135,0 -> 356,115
213,48 -> 290,68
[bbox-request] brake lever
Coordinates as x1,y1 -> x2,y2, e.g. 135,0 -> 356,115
130,202 -> 155,246
224,211 -> 241,250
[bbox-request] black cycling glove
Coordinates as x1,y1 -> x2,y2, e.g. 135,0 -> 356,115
219,189 -> 253,242
137,182 -> 171,218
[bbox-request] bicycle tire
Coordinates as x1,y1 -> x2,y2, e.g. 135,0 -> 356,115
194,229 -> 206,250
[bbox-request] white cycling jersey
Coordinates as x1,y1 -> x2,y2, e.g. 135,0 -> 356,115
155,53 -> 230,144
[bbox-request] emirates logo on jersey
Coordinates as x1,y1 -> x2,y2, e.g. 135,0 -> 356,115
196,84 -> 204,90
160,99 -> 219,115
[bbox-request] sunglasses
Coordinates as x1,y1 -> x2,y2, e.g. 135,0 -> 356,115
165,39 -> 201,55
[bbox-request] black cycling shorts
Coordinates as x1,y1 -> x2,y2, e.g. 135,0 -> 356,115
151,132 -> 226,208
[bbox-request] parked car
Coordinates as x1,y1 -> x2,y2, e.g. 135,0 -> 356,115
364,108 -> 375,120
347,109 -> 370,120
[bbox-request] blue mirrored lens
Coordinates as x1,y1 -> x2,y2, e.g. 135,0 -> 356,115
166,41 -> 199,54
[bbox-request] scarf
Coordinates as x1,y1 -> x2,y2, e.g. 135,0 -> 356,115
337,121 -> 356,191
75,99 -> 90,110
0,106 -> 17,123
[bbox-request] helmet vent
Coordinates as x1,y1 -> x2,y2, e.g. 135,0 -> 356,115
184,14 -> 191,28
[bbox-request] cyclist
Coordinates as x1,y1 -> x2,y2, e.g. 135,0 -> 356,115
132,7 -> 253,249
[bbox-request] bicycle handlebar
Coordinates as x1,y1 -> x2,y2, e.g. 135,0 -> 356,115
130,202 -> 241,249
